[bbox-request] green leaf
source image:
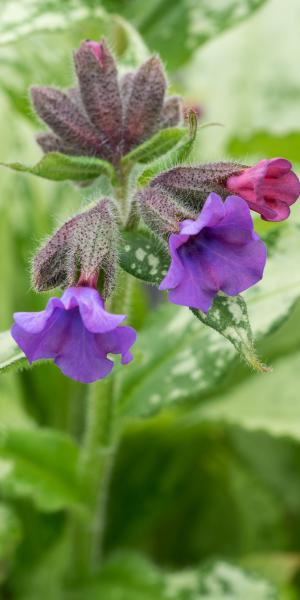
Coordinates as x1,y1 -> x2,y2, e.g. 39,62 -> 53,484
227,131 -> 300,163
119,230 -> 170,285
0,428 -> 84,511
118,302 -> 236,418
0,1 -> 107,45
65,554 -> 278,599
103,0 -> 268,70
122,127 -> 186,166
191,295 -> 269,373
0,503 -> 22,563
0,152 -> 115,183
192,348 -> 300,443
137,112 -> 197,187
0,330 -> 28,375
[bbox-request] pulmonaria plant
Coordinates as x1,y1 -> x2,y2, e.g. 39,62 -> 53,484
6,37 -> 300,383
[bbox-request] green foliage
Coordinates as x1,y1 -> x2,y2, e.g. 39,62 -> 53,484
102,0 -> 269,70
0,428 -> 84,511
1,153 -> 115,183
65,553 -> 277,599
120,230 -> 170,285
191,294 -> 268,372
0,504 -> 22,582
138,112 -> 198,187
122,128 -> 187,166
227,131 -> 300,163
0,330 -> 27,374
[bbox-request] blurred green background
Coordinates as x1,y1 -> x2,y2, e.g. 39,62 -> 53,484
1,0 -> 300,598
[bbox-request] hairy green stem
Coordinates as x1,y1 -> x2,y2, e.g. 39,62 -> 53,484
67,166 -> 134,579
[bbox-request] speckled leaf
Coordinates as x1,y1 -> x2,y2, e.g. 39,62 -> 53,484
137,112 -> 197,187
65,553 -> 278,599
119,230 -> 170,285
0,330 -> 28,375
122,127 -> 186,166
191,295 -> 268,373
245,218 -> 300,340
103,0 -> 268,70
0,153 -> 115,182
118,302 -> 235,418
0,428 -> 84,512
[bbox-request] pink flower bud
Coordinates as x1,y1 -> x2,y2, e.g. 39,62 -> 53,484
226,158 -> 300,222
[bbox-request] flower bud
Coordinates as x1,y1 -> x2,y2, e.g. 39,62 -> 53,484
150,163 -> 246,210
123,56 -> 167,152
226,158 -> 300,221
160,96 -> 183,128
137,186 -> 195,236
74,39 -> 123,155
31,38 -> 183,172
33,198 -> 118,297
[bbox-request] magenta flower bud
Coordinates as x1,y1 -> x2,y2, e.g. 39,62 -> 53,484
160,193 -> 267,313
226,158 -> 300,222
11,287 -> 136,383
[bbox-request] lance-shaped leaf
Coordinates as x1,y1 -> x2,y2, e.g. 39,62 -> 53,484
119,230 -> 170,285
0,330 -> 27,375
191,295 -> 269,373
121,127 -> 186,165
0,428 -> 85,512
1,152 -> 115,182
138,111 -> 198,187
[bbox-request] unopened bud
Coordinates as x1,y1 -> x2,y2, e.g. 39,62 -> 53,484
33,198 -> 118,298
137,186 -> 195,236
151,163 -> 246,210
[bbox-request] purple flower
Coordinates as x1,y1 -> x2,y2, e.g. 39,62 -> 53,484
11,287 -> 136,384
226,158 -> 300,222
159,193 -> 267,313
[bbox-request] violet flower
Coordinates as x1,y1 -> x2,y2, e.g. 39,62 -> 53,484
226,158 -> 300,222
159,193 -> 267,313
11,287 -> 136,384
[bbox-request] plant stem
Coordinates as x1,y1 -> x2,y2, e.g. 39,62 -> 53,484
68,376 -> 118,579
68,169 -> 133,579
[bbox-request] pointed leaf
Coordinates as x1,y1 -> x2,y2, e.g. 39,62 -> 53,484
0,152 -> 115,182
0,330 -> 27,374
0,428 -> 84,512
119,230 -> 170,285
137,112 -> 197,186
191,295 -> 269,373
122,127 -> 186,166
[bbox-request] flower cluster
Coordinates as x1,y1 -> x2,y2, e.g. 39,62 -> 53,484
10,38 -> 300,383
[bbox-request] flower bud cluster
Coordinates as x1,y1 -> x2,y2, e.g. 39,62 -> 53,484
32,39 -> 183,168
